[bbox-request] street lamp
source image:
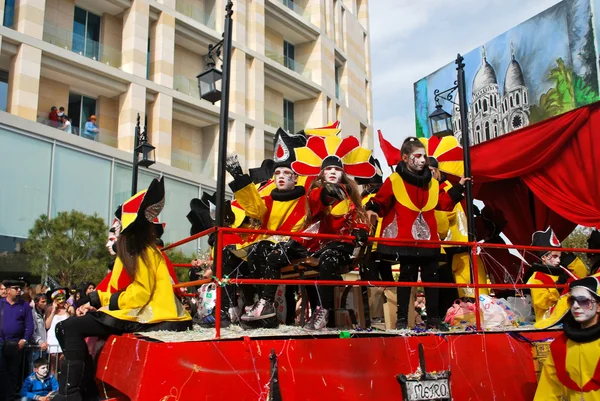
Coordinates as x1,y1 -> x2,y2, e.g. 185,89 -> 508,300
198,1 -> 234,335
131,113 -> 155,195
428,54 -> 474,241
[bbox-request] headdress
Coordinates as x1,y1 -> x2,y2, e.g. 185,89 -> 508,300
355,157 -> 383,185
418,136 -> 464,177
531,226 -> 561,258
570,276 -> 600,298
291,135 -> 376,178
273,128 -> 307,170
588,230 -> 600,253
121,177 -> 165,234
249,159 -> 275,185
296,121 -> 342,137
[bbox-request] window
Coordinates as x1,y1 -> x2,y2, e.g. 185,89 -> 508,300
146,38 -> 151,79
68,93 -> 97,137
510,96 -> 514,108
0,70 -> 8,112
484,121 -> 490,141
335,64 -> 341,99
516,93 -> 520,105
283,40 -> 295,71
283,99 -> 294,133
3,0 -> 15,27
73,7 -> 101,61
483,99 -> 488,112
524,92 -> 527,104
283,0 -> 294,10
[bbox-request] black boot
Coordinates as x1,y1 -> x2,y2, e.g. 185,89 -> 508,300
54,359 -> 85,401
81,354 -> 101,401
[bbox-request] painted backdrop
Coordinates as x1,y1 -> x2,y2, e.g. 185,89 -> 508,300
414,0 -> 599,143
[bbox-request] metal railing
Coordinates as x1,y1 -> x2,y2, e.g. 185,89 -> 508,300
167,226 -> 595,339
174,74 -> 200,98
42,22 -> 121,68
264,110 -> 302,133
265,50 -> 312,80
175,0 -> 217,29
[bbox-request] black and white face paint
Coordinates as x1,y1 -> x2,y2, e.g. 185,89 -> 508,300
106,218 -> 121,256
570,287 -> 598,325
323,166 -> 343,184
36,365 -> 49,379
274,167 -> 297,191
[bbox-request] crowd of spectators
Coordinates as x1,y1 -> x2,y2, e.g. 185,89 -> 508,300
42,106 -> 100,141
0,279 -> 95,401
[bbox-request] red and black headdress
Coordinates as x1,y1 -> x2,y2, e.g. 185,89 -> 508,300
531,226 -> 561,258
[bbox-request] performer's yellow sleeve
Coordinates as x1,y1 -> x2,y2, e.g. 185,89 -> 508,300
235,183 -> 268,221
114,255 -> 156,310
530,287 -> 560,321
534,352 -> 564,401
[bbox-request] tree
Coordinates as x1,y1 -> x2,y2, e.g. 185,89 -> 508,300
562,226 -> 593,270
25,211 -> 111,288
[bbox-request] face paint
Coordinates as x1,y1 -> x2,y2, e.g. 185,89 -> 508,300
542,251 -> 562,267
106,218 -> 121,256
407,149 -> 426,172
36,365 -> 49,378
569,287 -> 599,325
274,167 -> 297,191
323,166 -> 343,184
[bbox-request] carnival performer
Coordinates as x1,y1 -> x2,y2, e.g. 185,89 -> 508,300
527,227 -> 570,322
224,129 -> 309,329
534,276 -> 600,400
284,134 -> 375,330
365,137 -> 469,330
52,178 -> 191,401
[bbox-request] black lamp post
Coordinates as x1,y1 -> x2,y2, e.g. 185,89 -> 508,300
131,113 -> 155,195
428,54 -> 475,242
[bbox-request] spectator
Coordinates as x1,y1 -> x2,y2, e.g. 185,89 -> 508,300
58,115 -> 72,134
0,282 -> 6,298
83,115 -> 99,140
0,280 -> 34,401
57,107 -> 65,118
20,358 -> 58,401
48,107 -> 58,127
45,289 -> 74,374
29,294 -> 48,373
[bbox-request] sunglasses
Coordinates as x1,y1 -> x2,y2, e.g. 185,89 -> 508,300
9,286 -> 21,291
568,296 -> 597,309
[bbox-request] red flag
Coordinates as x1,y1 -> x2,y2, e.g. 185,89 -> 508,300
377,130 -> 401,167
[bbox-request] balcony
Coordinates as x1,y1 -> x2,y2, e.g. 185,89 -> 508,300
265,51 -> 311,81
36,117 -> 118,148
280,0 -> 312,22
43,22 -> 121,68
174,74 -> 200,99
175,0 -> 216,30
265,0 -> 319,45
264,110 -> 300,133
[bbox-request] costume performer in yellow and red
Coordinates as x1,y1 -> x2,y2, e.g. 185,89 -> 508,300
53,177 -> 191,401
534,276 -> 600,400
225,128 -> 310,329
365,137 -> 468,330
285,134 -> 375,330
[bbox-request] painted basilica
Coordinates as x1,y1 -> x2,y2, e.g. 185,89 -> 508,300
452,45 -> 530,144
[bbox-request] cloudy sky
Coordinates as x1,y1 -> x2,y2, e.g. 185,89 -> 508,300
368,0 -> 561,169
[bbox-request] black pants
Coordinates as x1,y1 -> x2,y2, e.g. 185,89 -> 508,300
0,344 -> 24,401
221,247 -> 252,312
362,253 -> 394,282
396,256 -> 440,321
56,314 -> 124,361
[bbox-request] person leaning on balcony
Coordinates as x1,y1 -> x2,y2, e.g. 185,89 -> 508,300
58,115 -> 72,134
534,276 -> 600,401
83,115 -> 99,140
48,106 -> 59,127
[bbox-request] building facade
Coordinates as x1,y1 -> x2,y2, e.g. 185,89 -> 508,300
0,0 -> 374,257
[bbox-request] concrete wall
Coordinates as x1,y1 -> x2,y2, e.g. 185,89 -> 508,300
37,76 -> 69,120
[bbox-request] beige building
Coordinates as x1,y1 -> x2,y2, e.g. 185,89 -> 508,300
0,0 -> 373,254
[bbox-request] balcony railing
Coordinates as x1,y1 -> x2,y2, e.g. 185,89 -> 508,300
174,74 -> 200,98
265,51 -> 311,81
279,0 -> 312,22
264,110 -> 300,133
43,22 -> 121,68
36,117 -> 118,148
175,0 -> 216,29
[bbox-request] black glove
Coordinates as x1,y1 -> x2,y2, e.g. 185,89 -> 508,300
556,274 -> 569,285
321,184 -> 347,204
352,229 -> 369,247
225,155 -> 244,179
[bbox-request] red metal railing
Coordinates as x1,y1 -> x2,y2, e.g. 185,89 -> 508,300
167,226 -> 595,339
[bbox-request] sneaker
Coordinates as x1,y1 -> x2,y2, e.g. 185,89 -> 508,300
426,317 -> 449,332
303,306 -> 329,331
197,310 -> 231,328
395,318 -> 409,330
241,298 -> 276,321
229,306 -> 242,323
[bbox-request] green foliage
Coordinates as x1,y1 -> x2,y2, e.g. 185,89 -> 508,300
539,58 -> 575,116
164,247 -> 197,283
573,73 -> 598,107
25,211 -> 111,288
415,116 -> 425,138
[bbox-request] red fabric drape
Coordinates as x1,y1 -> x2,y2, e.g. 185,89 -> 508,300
470,103 -> 600,244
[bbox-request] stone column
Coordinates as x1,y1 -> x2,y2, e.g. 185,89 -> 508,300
14,0 -> 46,39
118,83 -> 147,152
246,0 -> 264,54
121,0 -> 149,77
229,48 -> 246,115
148,93 -> 173,165
227,119 -> 247,169
7,44 -> 41,121
150,12 -> 175,88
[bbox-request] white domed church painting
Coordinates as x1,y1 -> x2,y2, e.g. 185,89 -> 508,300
414,0 -> 600,143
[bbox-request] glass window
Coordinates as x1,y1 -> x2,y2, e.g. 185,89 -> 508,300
3,0 -> 15,27
0,70 -> 8,112
283,41 -> 295,70
51,146 -> 111,222
161,178 -> 199,256
0,129 -> 52,238
68,93 -> 97,137
112,164 -> 158,214
283,99 -> 294,133
72,7 -> 101,61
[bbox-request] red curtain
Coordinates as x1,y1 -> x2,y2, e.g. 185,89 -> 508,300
470,103 -> 600,244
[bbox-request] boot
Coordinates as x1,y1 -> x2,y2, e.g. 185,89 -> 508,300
81,354 -> 101,401
196,310 -> 232,328
53,359 -> 85,401
395,318 -> 409,330
241,298 -> 276,321
303,306 -> 329,331
426,317 -> 449,332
